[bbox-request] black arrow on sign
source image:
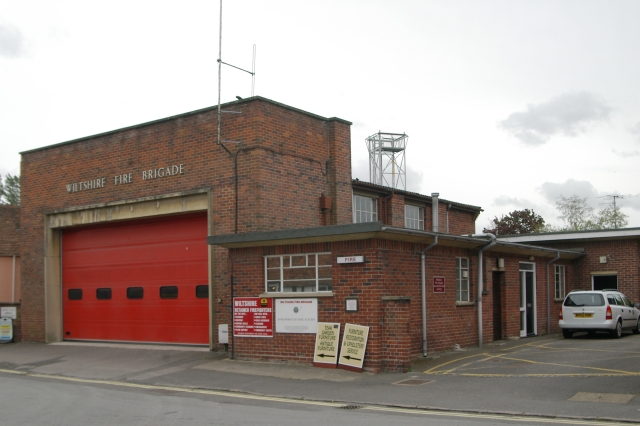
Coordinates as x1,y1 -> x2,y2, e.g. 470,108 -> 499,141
342,355 -> 362,361
317,353 -> 335,358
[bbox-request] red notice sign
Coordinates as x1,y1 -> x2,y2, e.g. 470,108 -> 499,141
233,297 -> 273,337
433,276 -> 445,293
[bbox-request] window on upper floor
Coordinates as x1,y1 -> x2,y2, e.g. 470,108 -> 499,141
555,265 -> 565,300
353,194 -> 378,223
405,205 -> 424,230
265,253 -> 332,293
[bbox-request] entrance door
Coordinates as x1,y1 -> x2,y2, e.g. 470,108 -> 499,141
519,263 -> 536,337
593,275 -> 617,291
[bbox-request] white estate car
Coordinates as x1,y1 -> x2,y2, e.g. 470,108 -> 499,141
559,290 -> 640,338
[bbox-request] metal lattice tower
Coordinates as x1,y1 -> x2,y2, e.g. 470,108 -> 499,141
366,132 -> 408,190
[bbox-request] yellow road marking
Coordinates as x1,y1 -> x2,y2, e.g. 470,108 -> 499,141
0,368 -> 631,426
423,340 -> 640,377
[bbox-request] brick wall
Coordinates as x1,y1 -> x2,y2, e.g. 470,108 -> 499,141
19,97 -> 352,342
539,239 -> 640,302
0,205 -> 20,255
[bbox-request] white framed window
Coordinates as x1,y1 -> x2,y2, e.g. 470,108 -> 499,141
265,252 -> 332,293
353,194 -> 378,223
405,205 -> 424,230
456,257 -> 469,302
555,265 -> 565,299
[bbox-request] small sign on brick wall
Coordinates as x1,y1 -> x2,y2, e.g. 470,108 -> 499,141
433,276 -> 445,293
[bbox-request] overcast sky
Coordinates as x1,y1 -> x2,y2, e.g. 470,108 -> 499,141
2,0 -> 640,232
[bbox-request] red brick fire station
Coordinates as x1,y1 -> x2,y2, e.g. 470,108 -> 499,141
9,96 -> 638,372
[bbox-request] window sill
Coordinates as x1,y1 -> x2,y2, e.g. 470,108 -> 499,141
259,292 -> 334,298
554,298 -> 565,302
455,301 -> 475,307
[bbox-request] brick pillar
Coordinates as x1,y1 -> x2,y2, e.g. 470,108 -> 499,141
382,297 -> 412,372
326,118 -> 352,225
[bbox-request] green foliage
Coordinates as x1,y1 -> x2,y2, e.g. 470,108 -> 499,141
555,194 -> 628,230
0,173 -> 20,205
483,209 -> 546,235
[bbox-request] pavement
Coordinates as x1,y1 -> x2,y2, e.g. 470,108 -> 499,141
1,335 -> 639,424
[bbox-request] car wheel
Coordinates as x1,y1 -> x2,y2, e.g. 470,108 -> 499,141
633,318 -> 640,335
562,330 -> 572,338
611,320 -> 623,339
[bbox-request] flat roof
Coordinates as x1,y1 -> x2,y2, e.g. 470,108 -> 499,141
208,222 -> 584,260
497,227 -> 640,244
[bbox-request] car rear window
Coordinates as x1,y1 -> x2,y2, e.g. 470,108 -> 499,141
564,293 -> 605,307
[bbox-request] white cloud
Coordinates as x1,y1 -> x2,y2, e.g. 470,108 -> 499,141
629,121 -> 640,141
538,179 -> 600,207
611,149 -> 640,157
491,196 -> 533,208
0,23 -> 24,58
499,92 -> 612,146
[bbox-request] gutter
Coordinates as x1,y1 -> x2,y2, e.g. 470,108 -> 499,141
468,233 -> 497,348
546,252 -> 561,336
420,236 -> 438,357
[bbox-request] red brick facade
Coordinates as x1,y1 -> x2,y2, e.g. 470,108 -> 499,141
19,98 -> 351,342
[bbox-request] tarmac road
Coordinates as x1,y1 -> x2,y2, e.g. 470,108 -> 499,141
0,333 -> 639,424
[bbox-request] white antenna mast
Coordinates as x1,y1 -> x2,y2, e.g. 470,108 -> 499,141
216,0 -> 256,145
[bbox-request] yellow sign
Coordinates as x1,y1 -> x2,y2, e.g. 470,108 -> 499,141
338,323 -> 369,370
313,323 -> 341,365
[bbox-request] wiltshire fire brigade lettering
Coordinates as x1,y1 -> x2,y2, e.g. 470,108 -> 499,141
66,178 -> 107,193
65,164 -> 186,194
142,164 -> 184,180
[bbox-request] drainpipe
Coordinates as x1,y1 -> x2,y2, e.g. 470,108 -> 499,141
469,233 -> 497,348
421,236 -> 438,357
12,255 -> 16,303
446,203 -> 452,234
546,251 -> 560,336
431,193 -> 439,232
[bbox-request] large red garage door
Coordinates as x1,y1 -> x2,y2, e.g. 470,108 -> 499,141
62,213 -> 209,344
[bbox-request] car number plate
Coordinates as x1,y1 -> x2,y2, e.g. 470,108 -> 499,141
574,313 -> 593,318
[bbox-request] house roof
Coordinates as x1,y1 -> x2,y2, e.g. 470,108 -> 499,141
351,180 -> 483,216
207,221 -> 584,260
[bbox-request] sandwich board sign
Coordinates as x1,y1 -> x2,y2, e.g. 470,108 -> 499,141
313,323 -> 340,368
0,318 -> 13,343
338,323 -> 369,372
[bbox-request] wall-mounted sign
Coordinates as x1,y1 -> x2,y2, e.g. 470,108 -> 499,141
313,323 -> 341,367
338,323 -> 369,371
433,276 -> 445,293
275,299 -> 318,333
233,297 -> 273,337
337,256 -> 365,264
0,307 -> 17,319
345,298 -> 358,312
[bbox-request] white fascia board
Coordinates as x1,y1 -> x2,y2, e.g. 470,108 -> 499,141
498,228 -> 640,243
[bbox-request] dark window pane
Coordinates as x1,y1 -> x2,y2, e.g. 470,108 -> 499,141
160,286 -> 178,299
127,287 -> 144,299
195,285 -> 209,299
68,289 -> 83,300
96,288 -> 112,300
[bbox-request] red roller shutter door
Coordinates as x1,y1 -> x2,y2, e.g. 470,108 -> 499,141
62,214 -> 209,344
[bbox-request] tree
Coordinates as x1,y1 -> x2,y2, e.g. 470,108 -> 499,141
555,195 -> 595,231
595,204 -> 629,229
0,173 -> 20,205
483,209 -> 546,235
555,194 -> 629,231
